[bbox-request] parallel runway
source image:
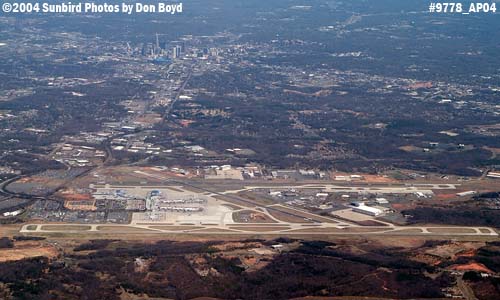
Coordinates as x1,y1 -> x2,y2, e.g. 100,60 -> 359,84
20,222 -> 498,237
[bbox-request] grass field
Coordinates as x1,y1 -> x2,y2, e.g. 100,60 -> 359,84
229,226 -> 292,232
427,227 -> 478,234
268,205 -> 338,223
96,226 -> 155,232
286,227 -> 388,233
149,226 -> 203,231
41,225 -> 91,231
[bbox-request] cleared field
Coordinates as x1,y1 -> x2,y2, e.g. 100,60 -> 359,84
41,225 -> 91,231
0,244 -> 59,262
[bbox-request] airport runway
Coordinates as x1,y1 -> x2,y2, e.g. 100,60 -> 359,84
19,222 -> 498,237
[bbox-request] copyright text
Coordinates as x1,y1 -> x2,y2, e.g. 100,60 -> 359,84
1,2 -> 184,15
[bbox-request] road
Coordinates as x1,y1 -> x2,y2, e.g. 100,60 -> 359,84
457,277 -> 479,300
164,67 -> 192,117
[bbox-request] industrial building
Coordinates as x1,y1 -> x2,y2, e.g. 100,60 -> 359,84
456,191 -> 477,197
487,171 -> 500,179
351,202 -> 384,217
375,197 -> 389,204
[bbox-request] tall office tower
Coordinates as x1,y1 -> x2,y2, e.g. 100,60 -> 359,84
172,45 -> 182,59
172,46 -> 177,59
141,43 -> 148,56
126,42 -> 132,55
